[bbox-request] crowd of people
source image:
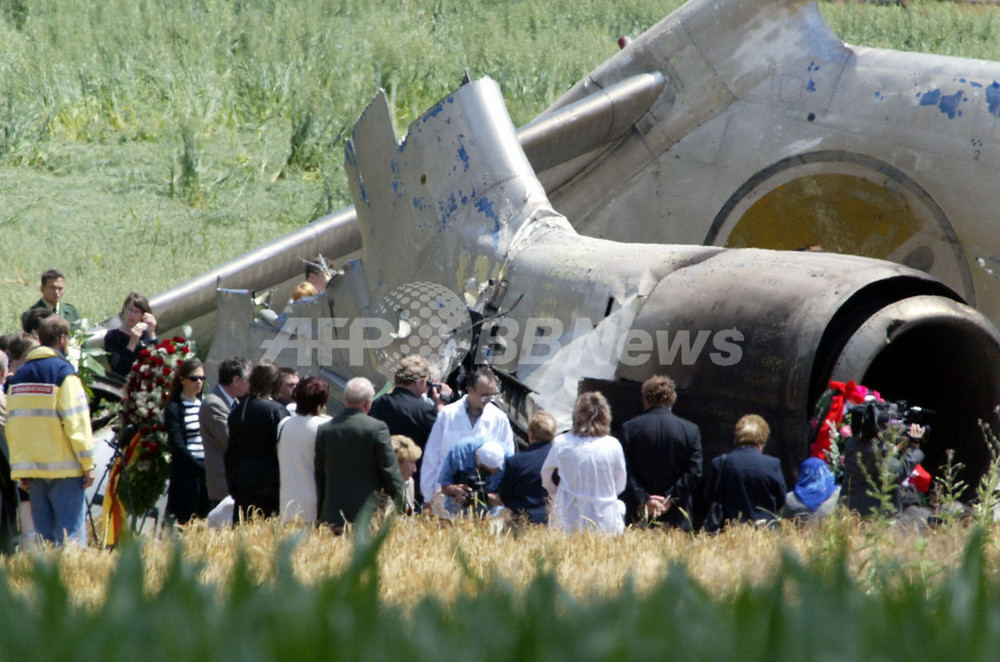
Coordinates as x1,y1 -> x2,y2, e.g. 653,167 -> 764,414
0,267 -> 935,550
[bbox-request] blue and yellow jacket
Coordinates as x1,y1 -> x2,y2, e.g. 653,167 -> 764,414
7,346 -> 94,479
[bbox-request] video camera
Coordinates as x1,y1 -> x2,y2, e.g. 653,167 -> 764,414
845,398 -> 935,442
457,470 -> 491,513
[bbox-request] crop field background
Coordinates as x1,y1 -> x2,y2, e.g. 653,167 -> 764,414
4,0 -> 1000,657
0,0 -> 998,330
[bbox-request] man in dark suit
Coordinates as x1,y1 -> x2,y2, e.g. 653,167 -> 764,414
369,355 -> 449,509
497,411 -> 557,524
620,374 -> 702,528
369,354 -> 448,449
704,414 -> 786,527
315,377 -> 405,530
198,357 -> 250,505
21,269 -> 80,329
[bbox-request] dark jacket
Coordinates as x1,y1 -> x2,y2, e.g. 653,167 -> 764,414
103,327 -> 155,380
164,397 -> 209,523
368,387 -> 438,449
315,407 -> 405,528
497,441 -> 552,524
225,397 -> 288,518
369,386 -> 439,507
620,406 -> 702,527
705,446 -> 786,525
22,299 -> 80,328
842,436 -> 924,517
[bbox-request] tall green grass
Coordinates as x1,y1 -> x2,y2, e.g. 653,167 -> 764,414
1,0 -> 998,332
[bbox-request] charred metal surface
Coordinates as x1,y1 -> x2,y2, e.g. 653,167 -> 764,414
210,77 -> 1000,488
163,0 -> 1000,352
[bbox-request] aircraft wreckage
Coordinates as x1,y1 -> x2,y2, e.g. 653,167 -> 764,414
204,76 -> 1000,487
134,0 -> 1000,483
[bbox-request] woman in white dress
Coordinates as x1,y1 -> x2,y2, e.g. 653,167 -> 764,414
277,376 -> 331,522
542,391 -> 627,535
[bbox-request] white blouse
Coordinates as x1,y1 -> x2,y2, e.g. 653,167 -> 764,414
541,432 -> 627,535
277,414 -> 331,522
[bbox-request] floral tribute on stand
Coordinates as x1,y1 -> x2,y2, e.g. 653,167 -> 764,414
101,337 -> 195,546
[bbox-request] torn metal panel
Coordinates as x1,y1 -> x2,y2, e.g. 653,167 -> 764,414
320,76 -> 1000,485
197,0 -> 1000,487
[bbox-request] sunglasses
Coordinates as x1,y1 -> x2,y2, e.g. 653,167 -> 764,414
186,375 -> 206,382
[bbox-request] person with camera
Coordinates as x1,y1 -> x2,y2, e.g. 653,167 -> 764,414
842,402 -> 926,518
370,355 -> 451,511
421,368 -> 513,505
436,439 -> 507,517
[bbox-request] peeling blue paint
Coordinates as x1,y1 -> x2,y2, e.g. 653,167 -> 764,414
807,61 -> 820,72
457,145 -> 469,172
425,103 -> 444,118
874,91 -> 884,101
474,197 -> 495,219
438,193 -> 459,224
919,89 -> 966,118
939,90 -> 964,119
919,89 -> 941,106
806,79 -> 816,92
988,82 -> 1000,117
972,81 -> 983,88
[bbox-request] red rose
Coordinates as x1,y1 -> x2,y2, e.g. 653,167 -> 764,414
182,347 -> 190,354
165,343 -> 176,354
151,356 -> 164,367
162,367 -> 173,376
173,336 -> 185,343
139,349 -> 150,358
156,377 -> 165,386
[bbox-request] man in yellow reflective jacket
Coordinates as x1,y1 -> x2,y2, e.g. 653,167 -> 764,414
7,316 -> 94,546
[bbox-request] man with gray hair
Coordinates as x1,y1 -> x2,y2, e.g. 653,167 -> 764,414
314,377 -> 405,531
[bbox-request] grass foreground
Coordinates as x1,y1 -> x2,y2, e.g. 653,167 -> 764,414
3,513 -> 1000,659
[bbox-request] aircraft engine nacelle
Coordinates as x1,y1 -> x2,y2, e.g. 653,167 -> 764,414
613,250 -> 1000,484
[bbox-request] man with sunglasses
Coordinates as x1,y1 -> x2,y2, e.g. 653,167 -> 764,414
420,367 -> 514,507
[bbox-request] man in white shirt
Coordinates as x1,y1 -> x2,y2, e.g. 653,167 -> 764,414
420,368 -> 514,504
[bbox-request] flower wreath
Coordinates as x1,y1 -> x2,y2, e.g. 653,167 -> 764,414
113,337 -> 195,517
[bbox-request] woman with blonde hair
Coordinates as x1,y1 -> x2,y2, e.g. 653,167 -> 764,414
703,414 -> 786,531
541,392 -> 627,535
391,435 -> 423,515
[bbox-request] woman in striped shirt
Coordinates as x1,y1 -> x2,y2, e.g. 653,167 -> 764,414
164,358 -> 210,524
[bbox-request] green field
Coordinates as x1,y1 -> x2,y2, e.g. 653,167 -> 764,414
5,2 -> 1000,655
2,0 -> 998,333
